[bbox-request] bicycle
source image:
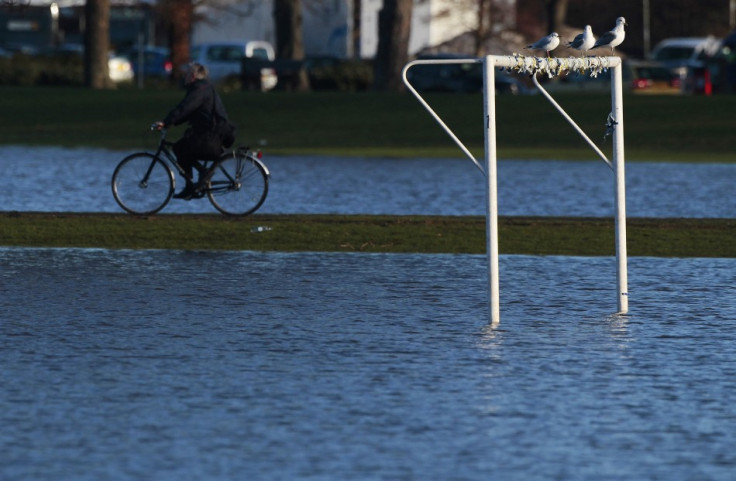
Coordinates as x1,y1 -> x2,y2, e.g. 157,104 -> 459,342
112,127 -> 270,216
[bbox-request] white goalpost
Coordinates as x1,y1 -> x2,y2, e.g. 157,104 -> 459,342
402,55 -> 628,328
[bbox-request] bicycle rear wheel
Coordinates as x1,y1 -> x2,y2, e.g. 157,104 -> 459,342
112,153 -> 174,215
207,151 -> 269,216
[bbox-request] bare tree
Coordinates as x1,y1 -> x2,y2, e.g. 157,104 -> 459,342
352,0 -> 362,58
373,0 -> 412,91
274,0 -> 310,90
159,0 -> 194,82
84,0 -> 113,89
474,0 -> 492,56
544,0 -> 569,34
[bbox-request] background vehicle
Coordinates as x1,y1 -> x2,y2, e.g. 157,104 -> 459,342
649,37 -> 720,78
544,60 -> 679,94
122,46 -> 172,80
108,55 -> 134,83
628,60 -> 681,94
677,32 -> 736,94
42,43 -> 134,83
406,54 -> 530,94
190,41 -> 277,90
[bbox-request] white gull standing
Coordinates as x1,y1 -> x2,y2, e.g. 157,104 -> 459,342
567,25 -> 596,56
591,17 -> 628,54
525,32 -> 560,58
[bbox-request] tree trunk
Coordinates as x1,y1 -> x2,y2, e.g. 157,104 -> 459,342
163,0 -> 193,83
545,0 -> 569,33
474,0 -> 492,57
352,0 -> 362,58
84,0 -> 112,89
373,0 -> 412,91
274,0 -> 310,91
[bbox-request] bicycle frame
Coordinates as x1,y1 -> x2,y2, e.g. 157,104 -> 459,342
147,130 -> 188,183
113,127 -> 270,216
146,130 -> 269,192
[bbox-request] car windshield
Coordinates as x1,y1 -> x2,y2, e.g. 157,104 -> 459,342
653,46 -> 696,61
250,48 -> 270,60
206,46 -> 244,63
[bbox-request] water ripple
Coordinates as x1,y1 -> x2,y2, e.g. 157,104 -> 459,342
1,147 -> 734,217
1,248 -> 735,480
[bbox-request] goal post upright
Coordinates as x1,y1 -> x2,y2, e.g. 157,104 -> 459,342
482,59 -> 500,328
611,61 -> 629,314
402,54 -> 629,327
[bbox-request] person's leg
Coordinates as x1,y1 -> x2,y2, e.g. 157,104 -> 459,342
173,138 -> 198,198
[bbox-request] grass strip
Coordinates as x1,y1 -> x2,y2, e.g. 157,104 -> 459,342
0,213 -> 733,258
2,87 -> 735,162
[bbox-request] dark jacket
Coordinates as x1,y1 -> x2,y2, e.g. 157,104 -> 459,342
163,79 -> 229,134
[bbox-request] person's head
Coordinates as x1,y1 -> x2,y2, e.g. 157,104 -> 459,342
184,62 -> 209,85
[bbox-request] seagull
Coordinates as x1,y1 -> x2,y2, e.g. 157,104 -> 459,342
591,17 -> 628,54
567,25 -> 596,56
525,32 -> 560,58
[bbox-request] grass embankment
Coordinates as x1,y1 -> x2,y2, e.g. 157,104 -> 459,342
2,86 -> 735,162
2,88 -> 732,256
1,213 -> 733,257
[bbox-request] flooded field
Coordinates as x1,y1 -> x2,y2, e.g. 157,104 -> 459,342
1,146 -> 734,217
2,247 -> 735,480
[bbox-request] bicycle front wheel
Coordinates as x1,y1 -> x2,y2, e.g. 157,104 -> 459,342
112,153 -> 174,215
207,152 -> 269,216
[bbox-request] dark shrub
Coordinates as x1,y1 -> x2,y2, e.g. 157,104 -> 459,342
0,53 -> 84,86
308,59 -> 373,91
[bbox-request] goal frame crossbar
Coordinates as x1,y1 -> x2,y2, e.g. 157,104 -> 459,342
402,55 -> 628,327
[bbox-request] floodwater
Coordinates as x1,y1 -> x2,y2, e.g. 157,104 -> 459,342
1,146 -> 734,217
2,146 -> 735,480
1,248 -> 735,480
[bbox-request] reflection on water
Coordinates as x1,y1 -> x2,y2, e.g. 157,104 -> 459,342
2,248 -> 735,480
1,146 -> 734,217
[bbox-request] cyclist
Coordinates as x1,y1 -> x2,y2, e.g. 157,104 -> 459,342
153,62 -> 232,200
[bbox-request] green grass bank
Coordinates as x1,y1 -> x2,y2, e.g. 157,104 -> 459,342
1,213 -> 733,257
3,86 -> 735,162
3,88 -> 731,257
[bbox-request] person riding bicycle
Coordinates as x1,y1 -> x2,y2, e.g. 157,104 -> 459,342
153,62 -> 233,200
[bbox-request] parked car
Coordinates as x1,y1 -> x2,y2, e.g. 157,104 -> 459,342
406,54 -> 531,94
679,34 -> 736,94
628,60 -> 681,94
544,67 -> 619,93
717,30 -> 736,93
543,60 -> 678,94
41,43 -> 134,83
107,55 -> 135,83
649,37 -> 721,78
190,41 -> 277,90
122,46 -> 172,79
